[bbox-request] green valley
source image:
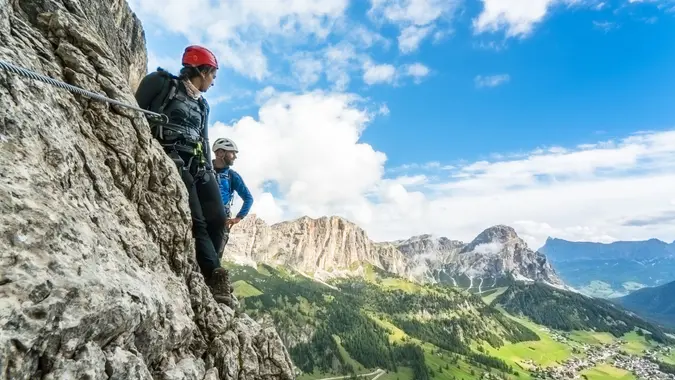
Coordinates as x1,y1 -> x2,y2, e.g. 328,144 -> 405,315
224,262 -> 675,380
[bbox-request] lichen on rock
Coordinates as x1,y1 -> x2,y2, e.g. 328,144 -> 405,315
0,0 -> 294,379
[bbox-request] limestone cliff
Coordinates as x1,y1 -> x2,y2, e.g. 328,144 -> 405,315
0,1 -> 294,379
223,215 -> 409,279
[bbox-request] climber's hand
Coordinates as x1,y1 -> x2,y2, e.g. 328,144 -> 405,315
226,217 -> 241,229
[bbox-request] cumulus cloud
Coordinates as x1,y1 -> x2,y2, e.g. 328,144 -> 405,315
208,91 -> 387,225
209,91 -> 675,251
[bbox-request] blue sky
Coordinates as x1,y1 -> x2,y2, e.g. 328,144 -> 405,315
129,0 -> 675,247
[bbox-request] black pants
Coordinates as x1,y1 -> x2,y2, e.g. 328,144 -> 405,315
170,150 -> 226,281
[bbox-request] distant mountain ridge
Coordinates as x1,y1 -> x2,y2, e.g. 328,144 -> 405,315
616,279 -> 675,328
540,237 -> 675,262
223,215 -> 564,293
538,237 -> 675,298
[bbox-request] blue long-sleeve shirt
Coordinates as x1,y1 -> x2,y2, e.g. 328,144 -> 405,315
215,166 -> 253,219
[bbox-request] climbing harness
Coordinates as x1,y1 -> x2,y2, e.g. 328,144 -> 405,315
0,58 -> 168,124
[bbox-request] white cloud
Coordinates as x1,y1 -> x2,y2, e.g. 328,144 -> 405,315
281,45 -> 430,89
472,0 -> 597,38
398,25 -> 433,54
473,0 -> 558,37
361,61 -> 431,86
470,0 -> 661,38
208,91 -> 387,225
368,0 -> 459,53
209,91 -> 675,251
290,53 -> 325,89
404,63 -> 431,81
363,61 -> 397,84
321,42 -> 361,91
475,74 -> 510,88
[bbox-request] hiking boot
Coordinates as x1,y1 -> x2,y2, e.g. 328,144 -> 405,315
209,267 -> 232,306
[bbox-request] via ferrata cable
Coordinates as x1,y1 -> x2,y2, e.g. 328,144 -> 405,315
0,58 -> 168,124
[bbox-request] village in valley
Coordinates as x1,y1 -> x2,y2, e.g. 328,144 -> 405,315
519,330 -> 675,380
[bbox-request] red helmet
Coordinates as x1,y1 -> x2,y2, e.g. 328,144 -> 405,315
181,45 -> 219,69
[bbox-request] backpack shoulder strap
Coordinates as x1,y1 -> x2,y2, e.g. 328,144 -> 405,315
146,69 -> 180,140
229,169 -> 235,195
225,168 -> 235,208
155,68 -> 180,115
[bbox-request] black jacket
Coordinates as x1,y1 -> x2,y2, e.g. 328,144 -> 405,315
135,68 -> 213,169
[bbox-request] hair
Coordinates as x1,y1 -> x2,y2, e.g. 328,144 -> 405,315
178,64 -> 216,81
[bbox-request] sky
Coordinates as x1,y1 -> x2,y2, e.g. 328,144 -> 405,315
127,0 -> 675,249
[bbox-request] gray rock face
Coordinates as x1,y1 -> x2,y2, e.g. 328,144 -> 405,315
223,215 -> 409,279
393,225 -> 564,292
0,0 -> 294,379
393,234 -> 464,280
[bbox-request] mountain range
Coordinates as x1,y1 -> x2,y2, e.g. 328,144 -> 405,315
539,237 -> 675,298
222,215 -> 565,294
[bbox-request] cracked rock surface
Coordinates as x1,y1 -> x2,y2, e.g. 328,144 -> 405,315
0,0 -> 295,379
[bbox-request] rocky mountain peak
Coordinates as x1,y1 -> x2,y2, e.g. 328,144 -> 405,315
0,1 -> 293,378
395,225 -> 564,292
462,225 -> 521,252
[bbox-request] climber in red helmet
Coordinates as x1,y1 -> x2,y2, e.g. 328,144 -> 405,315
134,45 -> 232,307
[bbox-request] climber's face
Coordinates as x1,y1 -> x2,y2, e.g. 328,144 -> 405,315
200,68 -> 217,92
215,149 -> 236,166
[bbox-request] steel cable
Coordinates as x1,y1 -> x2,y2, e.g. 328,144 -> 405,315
0,58 -> 168,124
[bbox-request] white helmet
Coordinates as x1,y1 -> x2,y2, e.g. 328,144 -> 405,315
212,137 -> 238,153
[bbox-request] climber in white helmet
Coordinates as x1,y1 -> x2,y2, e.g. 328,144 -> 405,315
212,137 -> 253,257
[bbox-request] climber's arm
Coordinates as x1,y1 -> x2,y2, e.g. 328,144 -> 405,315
232,172 -> 253,219
200,99 -> 213,171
